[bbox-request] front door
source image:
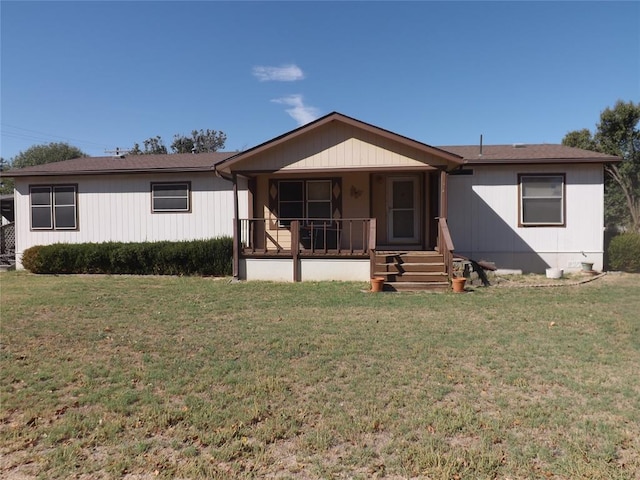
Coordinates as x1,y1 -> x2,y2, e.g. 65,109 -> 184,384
387,176 -> 420,244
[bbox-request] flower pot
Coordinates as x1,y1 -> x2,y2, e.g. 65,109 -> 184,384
370,277 -> 385,293
546,268 -> 563,279
581,262 -> 594,272
452,277 -> 466,293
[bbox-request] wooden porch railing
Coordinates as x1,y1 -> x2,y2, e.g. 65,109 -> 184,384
239,218 -> 375,256
437,217 -> 455,281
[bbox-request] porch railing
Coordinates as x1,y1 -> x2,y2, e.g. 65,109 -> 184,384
437,217 -> 455,280
239,218 -> 375,256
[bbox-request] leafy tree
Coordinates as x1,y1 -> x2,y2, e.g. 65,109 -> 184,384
0,157 -> 12,194
129,136 -> 168,155
1,143 -> 87,195
10,142 -> 87,169
562,100 -> 640,232
171,129 -> 227,154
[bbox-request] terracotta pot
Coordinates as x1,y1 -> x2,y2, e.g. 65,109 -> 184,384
371,277 -> 385,293
452,277 -> 466,293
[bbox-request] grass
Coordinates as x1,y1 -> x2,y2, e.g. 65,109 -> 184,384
1,272 -> 639,479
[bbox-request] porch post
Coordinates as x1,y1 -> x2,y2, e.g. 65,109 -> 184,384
232,173 -> 240,281
291,220 -> 300,282
439,169 -> 448,219
368,218 -> 376,279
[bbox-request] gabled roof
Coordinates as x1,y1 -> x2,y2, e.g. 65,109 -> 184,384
216,112 -> 464,173
2,152 -> 235,177
439,144 -> 621,165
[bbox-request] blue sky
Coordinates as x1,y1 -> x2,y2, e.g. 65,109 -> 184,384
1,1 -> 638,160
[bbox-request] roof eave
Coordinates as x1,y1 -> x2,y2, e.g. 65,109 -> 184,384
2,166 -> 217,178
463,156 -> 622,166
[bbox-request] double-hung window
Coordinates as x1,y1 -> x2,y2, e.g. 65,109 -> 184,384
277,179 -> 332,226
30,185 -> 77,230
151,182 -> 191,213
519,174 -> 565,226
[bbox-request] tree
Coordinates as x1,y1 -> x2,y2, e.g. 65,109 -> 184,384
1,143 -> 87,195
562,100 -> 640,232
129,136 -> 168,155
171,129 -> 227,154
10,142 -> 87,169
0,157 -> 12,194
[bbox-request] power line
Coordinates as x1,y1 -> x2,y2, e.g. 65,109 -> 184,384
0,123 -> 109,149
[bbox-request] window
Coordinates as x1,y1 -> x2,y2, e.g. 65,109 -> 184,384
306,180 -> 332,219
30,185 -> 77,230
519,174 -> 565,226
151,182 -> 190,212
277,179 -> 333,226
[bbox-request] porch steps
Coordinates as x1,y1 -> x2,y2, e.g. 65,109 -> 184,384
374,251 -> 449,292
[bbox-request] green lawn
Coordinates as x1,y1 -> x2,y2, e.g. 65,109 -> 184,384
1,272 -> 639,479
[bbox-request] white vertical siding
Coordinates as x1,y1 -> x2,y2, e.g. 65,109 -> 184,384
14,172 -> 240,268
448,164 -> 605,272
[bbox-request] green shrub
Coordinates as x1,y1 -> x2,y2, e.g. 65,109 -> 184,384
608,232 -> 640,272
20,237 -> 233,276
21,245 -> 44,273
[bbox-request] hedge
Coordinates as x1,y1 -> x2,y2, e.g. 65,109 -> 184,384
607,232 -> 640,273
21,237 -> 233,276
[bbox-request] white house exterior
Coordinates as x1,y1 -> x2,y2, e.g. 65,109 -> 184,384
446,154 -> 607,272
6,153 -> 247,269
2,113 -> 619,283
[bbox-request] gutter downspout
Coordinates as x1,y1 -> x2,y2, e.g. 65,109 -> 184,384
214,166 -> 240,281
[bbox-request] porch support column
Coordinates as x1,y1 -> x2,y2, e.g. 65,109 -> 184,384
439,169 -> 448,219
291,220 -> 300,282
368,218 -> 377,279
232,173 -> 240,281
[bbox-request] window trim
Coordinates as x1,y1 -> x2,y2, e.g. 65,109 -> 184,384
518,173 -> 566,227
151,181 -> 192,213
29,184 -> 78,231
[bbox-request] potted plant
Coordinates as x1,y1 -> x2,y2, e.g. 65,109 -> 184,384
451,262 -> 466,293
452,275 -> 466,293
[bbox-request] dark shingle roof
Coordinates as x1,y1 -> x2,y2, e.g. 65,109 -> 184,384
439,144 -> 620,164
2,152 -> 236,177
1,143 -> 620,179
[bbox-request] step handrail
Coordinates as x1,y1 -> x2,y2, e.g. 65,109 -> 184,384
437,217 -> 455,280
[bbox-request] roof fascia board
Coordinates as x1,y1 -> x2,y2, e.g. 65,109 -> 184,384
463,157 -> 622,166
3,167 -> 216,178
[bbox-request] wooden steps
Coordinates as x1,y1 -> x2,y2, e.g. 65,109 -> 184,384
374,251 -> 450,292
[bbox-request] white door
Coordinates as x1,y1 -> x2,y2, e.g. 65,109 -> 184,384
387,176 -> 420,243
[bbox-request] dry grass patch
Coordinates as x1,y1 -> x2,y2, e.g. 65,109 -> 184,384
1,272 -> 639,479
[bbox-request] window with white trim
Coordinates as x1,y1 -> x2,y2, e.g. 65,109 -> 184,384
519,174 -> 565,226
151,182 -> 191,213
30,185 -> 77,230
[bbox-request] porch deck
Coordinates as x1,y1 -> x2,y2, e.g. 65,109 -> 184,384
235,217 -> 455,290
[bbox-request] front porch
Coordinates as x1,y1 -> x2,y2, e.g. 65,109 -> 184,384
234,217 -> 455,289
215,112 -> 463,287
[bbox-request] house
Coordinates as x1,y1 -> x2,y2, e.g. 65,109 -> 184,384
443,144 -> 618,274
4,152 -> 248,271
2,112 -> 620,287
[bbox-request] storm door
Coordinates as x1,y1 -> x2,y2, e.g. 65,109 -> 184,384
387,176 -> 420,243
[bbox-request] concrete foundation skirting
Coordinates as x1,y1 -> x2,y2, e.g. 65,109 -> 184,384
240,258 -> 370,282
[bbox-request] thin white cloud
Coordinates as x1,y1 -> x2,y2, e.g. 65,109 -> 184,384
252,64 -> 305,82
271,94 -> 320,126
